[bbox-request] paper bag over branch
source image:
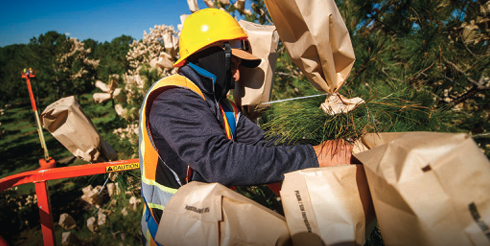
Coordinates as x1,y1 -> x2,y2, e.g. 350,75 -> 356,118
93,75 -> 120,103
234,20 -> 279,119
281,165 -> 376,246
264,0 -> 364,115
40,96 -> 117,163
354,132 -> 490,246
155,182 -> 292,246
186,0 -> 199,13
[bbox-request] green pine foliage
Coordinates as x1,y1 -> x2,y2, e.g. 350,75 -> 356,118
263,77 -> 462,145
261,0 -> 489,156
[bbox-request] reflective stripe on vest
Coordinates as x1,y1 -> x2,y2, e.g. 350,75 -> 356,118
139,74 -> 239,243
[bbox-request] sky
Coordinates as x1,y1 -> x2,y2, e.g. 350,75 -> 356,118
0,0 -> 221,47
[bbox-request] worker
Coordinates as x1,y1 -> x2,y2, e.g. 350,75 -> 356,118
139,8 -> 353,245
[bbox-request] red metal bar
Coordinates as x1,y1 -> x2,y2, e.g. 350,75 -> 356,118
0,159 -> 139,245
35,181 -> 55,246
25,77 -> 37,112
21,69 -> 50,162
0,235 -> 9,246
0,159 -> 139,192
22,70 -> 37,112
266,183 -> 282,197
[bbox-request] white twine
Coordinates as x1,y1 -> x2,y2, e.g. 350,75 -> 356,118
261,93 -> 335,105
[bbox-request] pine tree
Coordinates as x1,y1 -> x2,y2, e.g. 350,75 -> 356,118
261,0 -> 489,157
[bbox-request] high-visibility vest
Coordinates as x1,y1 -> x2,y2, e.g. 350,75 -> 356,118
139,74 -> 239,246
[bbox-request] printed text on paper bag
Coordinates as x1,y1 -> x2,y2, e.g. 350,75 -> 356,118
295,190 -> 312,233
185,205 -> 210,214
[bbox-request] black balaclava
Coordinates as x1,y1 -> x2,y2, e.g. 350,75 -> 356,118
187,43 -> 233,102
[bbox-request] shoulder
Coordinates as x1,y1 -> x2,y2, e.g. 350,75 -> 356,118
147,74 -> 205,104
152,86 -> 207,111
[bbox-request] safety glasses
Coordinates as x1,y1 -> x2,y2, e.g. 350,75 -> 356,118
227,39 -> 250,51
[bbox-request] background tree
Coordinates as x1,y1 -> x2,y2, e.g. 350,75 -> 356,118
92,35 -> 133,81
0,44 -> 36,107
240,0 -> 490,157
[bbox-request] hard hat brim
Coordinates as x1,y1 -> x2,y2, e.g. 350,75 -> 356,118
173,47 -> 262,68
231,48 -> 261,68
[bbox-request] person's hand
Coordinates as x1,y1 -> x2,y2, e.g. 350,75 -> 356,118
312,139 -> 352,168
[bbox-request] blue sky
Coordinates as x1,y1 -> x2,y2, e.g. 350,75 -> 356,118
0,0 -> 220,47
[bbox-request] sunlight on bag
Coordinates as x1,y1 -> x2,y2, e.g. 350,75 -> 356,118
41,96 -> 117,162
281,165 -> 376,246
355,132 -> 490,246
155,181 -> 292,246
264,0 -> 365,115
234,20 -> 279,120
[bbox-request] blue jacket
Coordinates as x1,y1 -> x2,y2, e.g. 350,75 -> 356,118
147,62 -> 318,203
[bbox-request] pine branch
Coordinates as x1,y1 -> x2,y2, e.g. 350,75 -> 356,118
352,55 -> 378,78
461,34 -> 480,59
443,58 -> 481,86
381,67 -> 401,81
265,13 -> 273,24
448,85 -> 490,108
276,71 -> 298,78
472,133 -> 490,138
413,62 -> 435,80
477,73 -> 490,86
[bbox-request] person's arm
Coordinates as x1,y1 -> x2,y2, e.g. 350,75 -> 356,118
234,111 -> 291,147
149,88 -> 319,186
236,110 -> 353,168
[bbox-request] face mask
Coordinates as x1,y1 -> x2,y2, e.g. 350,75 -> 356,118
189,44 -> 233,102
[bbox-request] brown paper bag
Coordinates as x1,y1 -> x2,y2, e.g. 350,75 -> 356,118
263,0 -> 364,114
186,0 -> 199,13
155,181 -> 292,246
93,93 -> 112,103
202,0 -> 215,8
234,20 -> 279,120
40,96 -> 117,162
281,165 -> 376,246
354,132 -> 490,246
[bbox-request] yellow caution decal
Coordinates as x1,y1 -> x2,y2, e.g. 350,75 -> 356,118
106,163 -> 140,173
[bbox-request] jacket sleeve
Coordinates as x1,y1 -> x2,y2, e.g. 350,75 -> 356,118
235,111 -> 298,147
149,88 -> 319,186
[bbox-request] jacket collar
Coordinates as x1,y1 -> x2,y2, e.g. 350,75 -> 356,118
178,63 -> 217,102
178,63 -> 221,119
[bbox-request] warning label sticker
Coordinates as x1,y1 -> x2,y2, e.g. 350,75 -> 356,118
106,163 -> 139,173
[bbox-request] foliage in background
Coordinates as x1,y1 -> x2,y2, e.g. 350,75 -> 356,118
29,33 -> 100,100
0,32 -> 132,109
260,0 -> 490,156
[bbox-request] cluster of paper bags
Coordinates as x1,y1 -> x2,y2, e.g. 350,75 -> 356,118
156,132 -> 490,246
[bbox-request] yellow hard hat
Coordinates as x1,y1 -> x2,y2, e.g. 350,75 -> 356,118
173,8 -> 250,67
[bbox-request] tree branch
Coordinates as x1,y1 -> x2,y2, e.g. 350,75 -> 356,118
277,71 -> 298,78
413,62 -> 435,80
448,85 -> 490,108
381,67 -> 401,81
443,58 -> 481,86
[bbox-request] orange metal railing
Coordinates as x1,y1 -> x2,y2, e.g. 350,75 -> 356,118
0,159 -> 139,246
0,158 -> 282,246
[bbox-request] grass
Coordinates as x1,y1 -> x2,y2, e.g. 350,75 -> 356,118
0,101 -> 73,179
